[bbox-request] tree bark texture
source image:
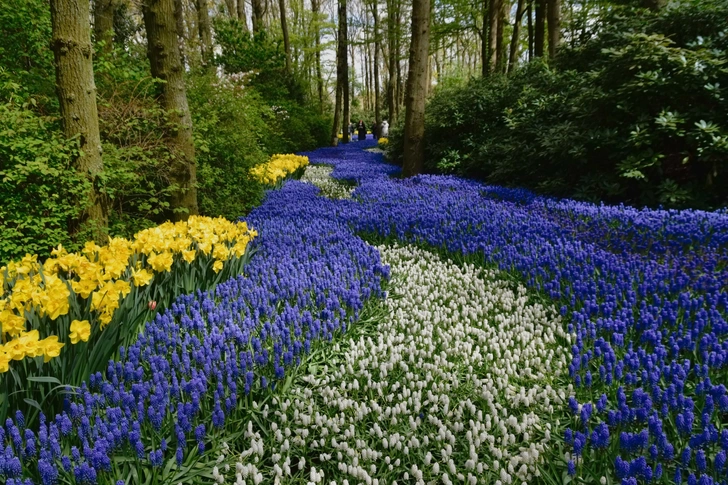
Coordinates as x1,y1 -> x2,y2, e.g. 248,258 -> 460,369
337,0 -> 350,142
487,0 -> 500,73
402,0 -> 429,177
225,0 -> 237,17
142,0 -> 199,219
535,0 -> 545,57
331,73 -> 342,145
279,0 -> 292,73
547,0 -> 560,58
196,0 -> 213,65
50,0 -> 108,239
174,0 -> 187,64
94,0 -> 116,53
386,0 -> 397,123
312,0 -> 324,112
252,0 -> 264,32
237,0 -> 249,30
527,0 -> 533,60
372,0 -> 381,132
508,0 -> 525,72
480,0 -> 488,76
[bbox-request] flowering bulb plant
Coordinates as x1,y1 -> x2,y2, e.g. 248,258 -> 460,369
0,216 -> 257,424
249,154 -> 309,186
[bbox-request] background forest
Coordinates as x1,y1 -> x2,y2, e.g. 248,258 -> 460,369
1,0 -> 727,266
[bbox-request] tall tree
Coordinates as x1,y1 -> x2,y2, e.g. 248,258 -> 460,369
312,0 -> 324,112
51,0 -> 107,238
237,0 -> 249,29
527,0 -> 534,60
331,70 -> 343,145
196,0 -> 213,65
386,0 -> 397,123
279,0 -> 292,73
487,0 -> 501,72
142,0 -> 199,219
336,0 -> 350,142
94,0 -> 116,53
402,0 -> 430,176
508,0 -> 526,72
547,0 -> 560,58
371,0 -> 381,132
534,0 -> 545,57
252,0 -> 264,31
174,0 -> 187,64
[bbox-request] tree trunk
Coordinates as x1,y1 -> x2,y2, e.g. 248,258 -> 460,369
547,0 -> 560,58
508,0 -> 525,72
496,0 -> 506,72
386,0 -> 396,123
279,0 -> 292,73
224,0 -> 237,17
196,0 -> 213,66
487,0 -> 500,73
337,0 -> 350,143
481,0 -> 488,76
402,0 -> 429,177
372,0 -> 381,132
237,0 -> 249,30
94,0 -> 116,53
51,0 -> 107,239
252,0 -> 264,32
331,73 -> 342,145
534,0 -> 545,57
527,0 -> 533,61
312,0 -> 324,112
142,0 -> 199,220
174,0 -> 187,65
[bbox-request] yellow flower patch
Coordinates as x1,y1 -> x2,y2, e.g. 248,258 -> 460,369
250,154 -> 309,185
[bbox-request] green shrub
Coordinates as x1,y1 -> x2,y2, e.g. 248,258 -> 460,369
408,1 -> 728,209
0,85 -> 89,264
187,72 -> 268,219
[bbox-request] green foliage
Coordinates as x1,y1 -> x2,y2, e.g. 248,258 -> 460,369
0,82 -> 88,264
0,0 -> 56,107
410,1 -> 728,208
188,72 -> 268,219
214,19 -> 331,154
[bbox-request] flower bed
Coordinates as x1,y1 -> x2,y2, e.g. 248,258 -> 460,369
208,244 -> 570,484
249,154 -> 309,185
317,143 -> 728,484
0,216 -> 256,423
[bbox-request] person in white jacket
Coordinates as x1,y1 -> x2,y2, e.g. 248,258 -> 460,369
380,120 -> 389,138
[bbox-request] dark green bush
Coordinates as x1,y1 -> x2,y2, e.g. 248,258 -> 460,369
187,72 -> 268,219
0,86 -> 88,264
408,1 -> 728,208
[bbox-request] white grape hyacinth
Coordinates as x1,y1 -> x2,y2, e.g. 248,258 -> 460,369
300,164 -> 354,199
218,244 -> 572,484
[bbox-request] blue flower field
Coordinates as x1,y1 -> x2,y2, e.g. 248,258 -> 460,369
2,138 -> 727,485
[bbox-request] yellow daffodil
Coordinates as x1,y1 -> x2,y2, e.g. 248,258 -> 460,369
131,268 -> 154,287
72,278 -> 99,299
5,330 -> 40,360
39,336 -> 64,363
250,154 -> 309,185
0,350 -> 10,373
148,251 -> 174,272
0,309 -> 25,337
213,260 -> 224,273
69,320 -> 91,344
181,249 -> 196,263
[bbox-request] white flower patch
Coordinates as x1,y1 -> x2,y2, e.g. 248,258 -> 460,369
222,245 -> 572,484
300,165 -> 354,199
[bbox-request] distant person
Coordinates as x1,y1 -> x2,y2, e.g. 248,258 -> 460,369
371,122 -> 378,140
348,122 -> 355,139
357,120 -> 366,141
380,120 -> 389,138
